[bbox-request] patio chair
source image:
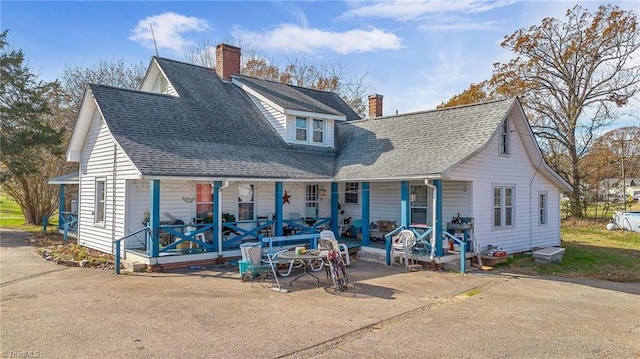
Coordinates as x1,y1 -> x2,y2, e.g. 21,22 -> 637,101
391,230 -> 417,268
239,242 -> 273,285
257,215 -> 271,237
318,230 -> 350,266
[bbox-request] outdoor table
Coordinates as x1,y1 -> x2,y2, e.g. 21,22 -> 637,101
276,250 -> 326,287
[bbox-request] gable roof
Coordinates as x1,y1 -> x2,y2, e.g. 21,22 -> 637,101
233,75 -> 360,121
87,58 -> 336,180
334,99 -> 516,180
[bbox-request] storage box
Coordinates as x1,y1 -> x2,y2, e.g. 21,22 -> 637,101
533,247 -> 565,264
376,220 -> 397,233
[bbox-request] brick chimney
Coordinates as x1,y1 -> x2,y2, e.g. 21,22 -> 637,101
368,94 -> 383,118
215,43 -> 241,81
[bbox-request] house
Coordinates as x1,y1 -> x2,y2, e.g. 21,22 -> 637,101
63,43 -> 572,268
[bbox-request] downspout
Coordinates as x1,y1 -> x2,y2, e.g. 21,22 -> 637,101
530,158 -> 543,251
217,180 -> 229,257
424,179 -> 437,261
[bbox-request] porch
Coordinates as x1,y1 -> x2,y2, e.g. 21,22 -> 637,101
117,178 -> 475,272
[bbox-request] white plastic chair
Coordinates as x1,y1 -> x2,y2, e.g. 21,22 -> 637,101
392,230 -> 417,268
319,230 -> 350,266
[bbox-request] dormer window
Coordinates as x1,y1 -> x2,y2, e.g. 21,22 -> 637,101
312,119 -> 324,143
295,116 -> 325,144
499,118 -> 510,155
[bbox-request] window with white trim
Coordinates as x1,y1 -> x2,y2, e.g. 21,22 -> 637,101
95,178 -> 106,226
295,117 -> 307,141
410,184 -> 429,225
294,117 -> 325,144
539,192 -> 548,225
196,183 -> 213,220
237,184 -> 255,221
305,185 -> 319,218
312,119 -> 324,143
493,185 -> 514,228
499,118 -> 510,155
344,182 -> 359,204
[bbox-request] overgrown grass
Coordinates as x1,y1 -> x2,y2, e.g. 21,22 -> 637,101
504,219 -> 640,282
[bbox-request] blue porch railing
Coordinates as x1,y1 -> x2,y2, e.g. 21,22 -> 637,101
384,225 -> 469,273
60,211 -> 78,243
157,223 -> 216,254
113,227 -> 149,274
223,217 -> 330,249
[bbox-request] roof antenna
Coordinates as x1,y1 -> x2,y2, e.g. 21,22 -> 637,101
150,23 -> 159,57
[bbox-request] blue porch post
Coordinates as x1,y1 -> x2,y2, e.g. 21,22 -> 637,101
400,181 -> 410,228
148,180 -> 160,257
58,184 -> 65,230
275,182 -> 283,236
434,179 -> 444,256
331,182 -> 339,236
361,182 -> 370,246
212,181 -> 222,252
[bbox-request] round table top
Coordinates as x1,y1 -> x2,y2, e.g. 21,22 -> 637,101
276,250 -> 325,260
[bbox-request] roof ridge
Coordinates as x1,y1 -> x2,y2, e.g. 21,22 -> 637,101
234,74 -> 339,95
88,83 -> 175,97
342,98 -> 515,125
154,56 -> 216,72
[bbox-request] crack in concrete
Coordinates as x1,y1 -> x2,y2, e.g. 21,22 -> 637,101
276,276 -> 508,358
0,267 -> 70,288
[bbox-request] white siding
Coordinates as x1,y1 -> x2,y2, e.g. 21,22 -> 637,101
369,182 -> 401,224
448,109 -> 562,253
150,74 -> 177,96
246,93 -> 286,139
78,110 -> 139,254
442,181 -> 472,224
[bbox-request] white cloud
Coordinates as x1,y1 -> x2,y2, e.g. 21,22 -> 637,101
129,12 -> 209,54
342,0 -> 516,22
233,24 -> 402,54
418,17 -> 502,31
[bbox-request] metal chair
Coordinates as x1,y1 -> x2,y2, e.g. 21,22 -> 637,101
391,230 -> 417,268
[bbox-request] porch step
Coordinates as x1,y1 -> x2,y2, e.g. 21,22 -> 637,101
123,261 -> 147,273
357,247 -> 387,264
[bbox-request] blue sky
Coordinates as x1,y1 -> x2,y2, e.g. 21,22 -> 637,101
3,0 -> 640,122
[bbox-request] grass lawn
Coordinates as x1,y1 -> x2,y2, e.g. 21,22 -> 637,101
0,191 -> 50,232
502,218 -> 640,282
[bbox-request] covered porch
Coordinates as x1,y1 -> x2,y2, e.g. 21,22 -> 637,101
118,178 -> 474,273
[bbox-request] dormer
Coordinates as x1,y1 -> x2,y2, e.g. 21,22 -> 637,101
140,58 -> 178,96
232,74 -> 354,149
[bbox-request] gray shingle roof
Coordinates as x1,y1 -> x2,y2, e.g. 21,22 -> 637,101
234,75 -> 360,121
334,99 -> 516,180
90,58 -> 335,180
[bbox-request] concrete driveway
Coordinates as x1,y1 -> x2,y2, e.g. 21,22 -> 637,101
2,229 -> 639,358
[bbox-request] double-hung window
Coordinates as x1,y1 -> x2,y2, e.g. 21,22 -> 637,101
539,192 -> 548,225
312,119 -> 324,143
95,178 -> 106,226
344,182 -> 359,204
238,184 -> 255,221
493,185 -> 514,228
410,184 -> 429,225
196,183 -> 213,219
499,118 -> 510,155
294,117 -> 325,144
295,117 -> 307,141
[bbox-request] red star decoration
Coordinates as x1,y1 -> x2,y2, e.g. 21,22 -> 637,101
283,191 -> 291,204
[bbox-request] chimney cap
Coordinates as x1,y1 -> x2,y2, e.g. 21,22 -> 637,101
368,94 -> 383,100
